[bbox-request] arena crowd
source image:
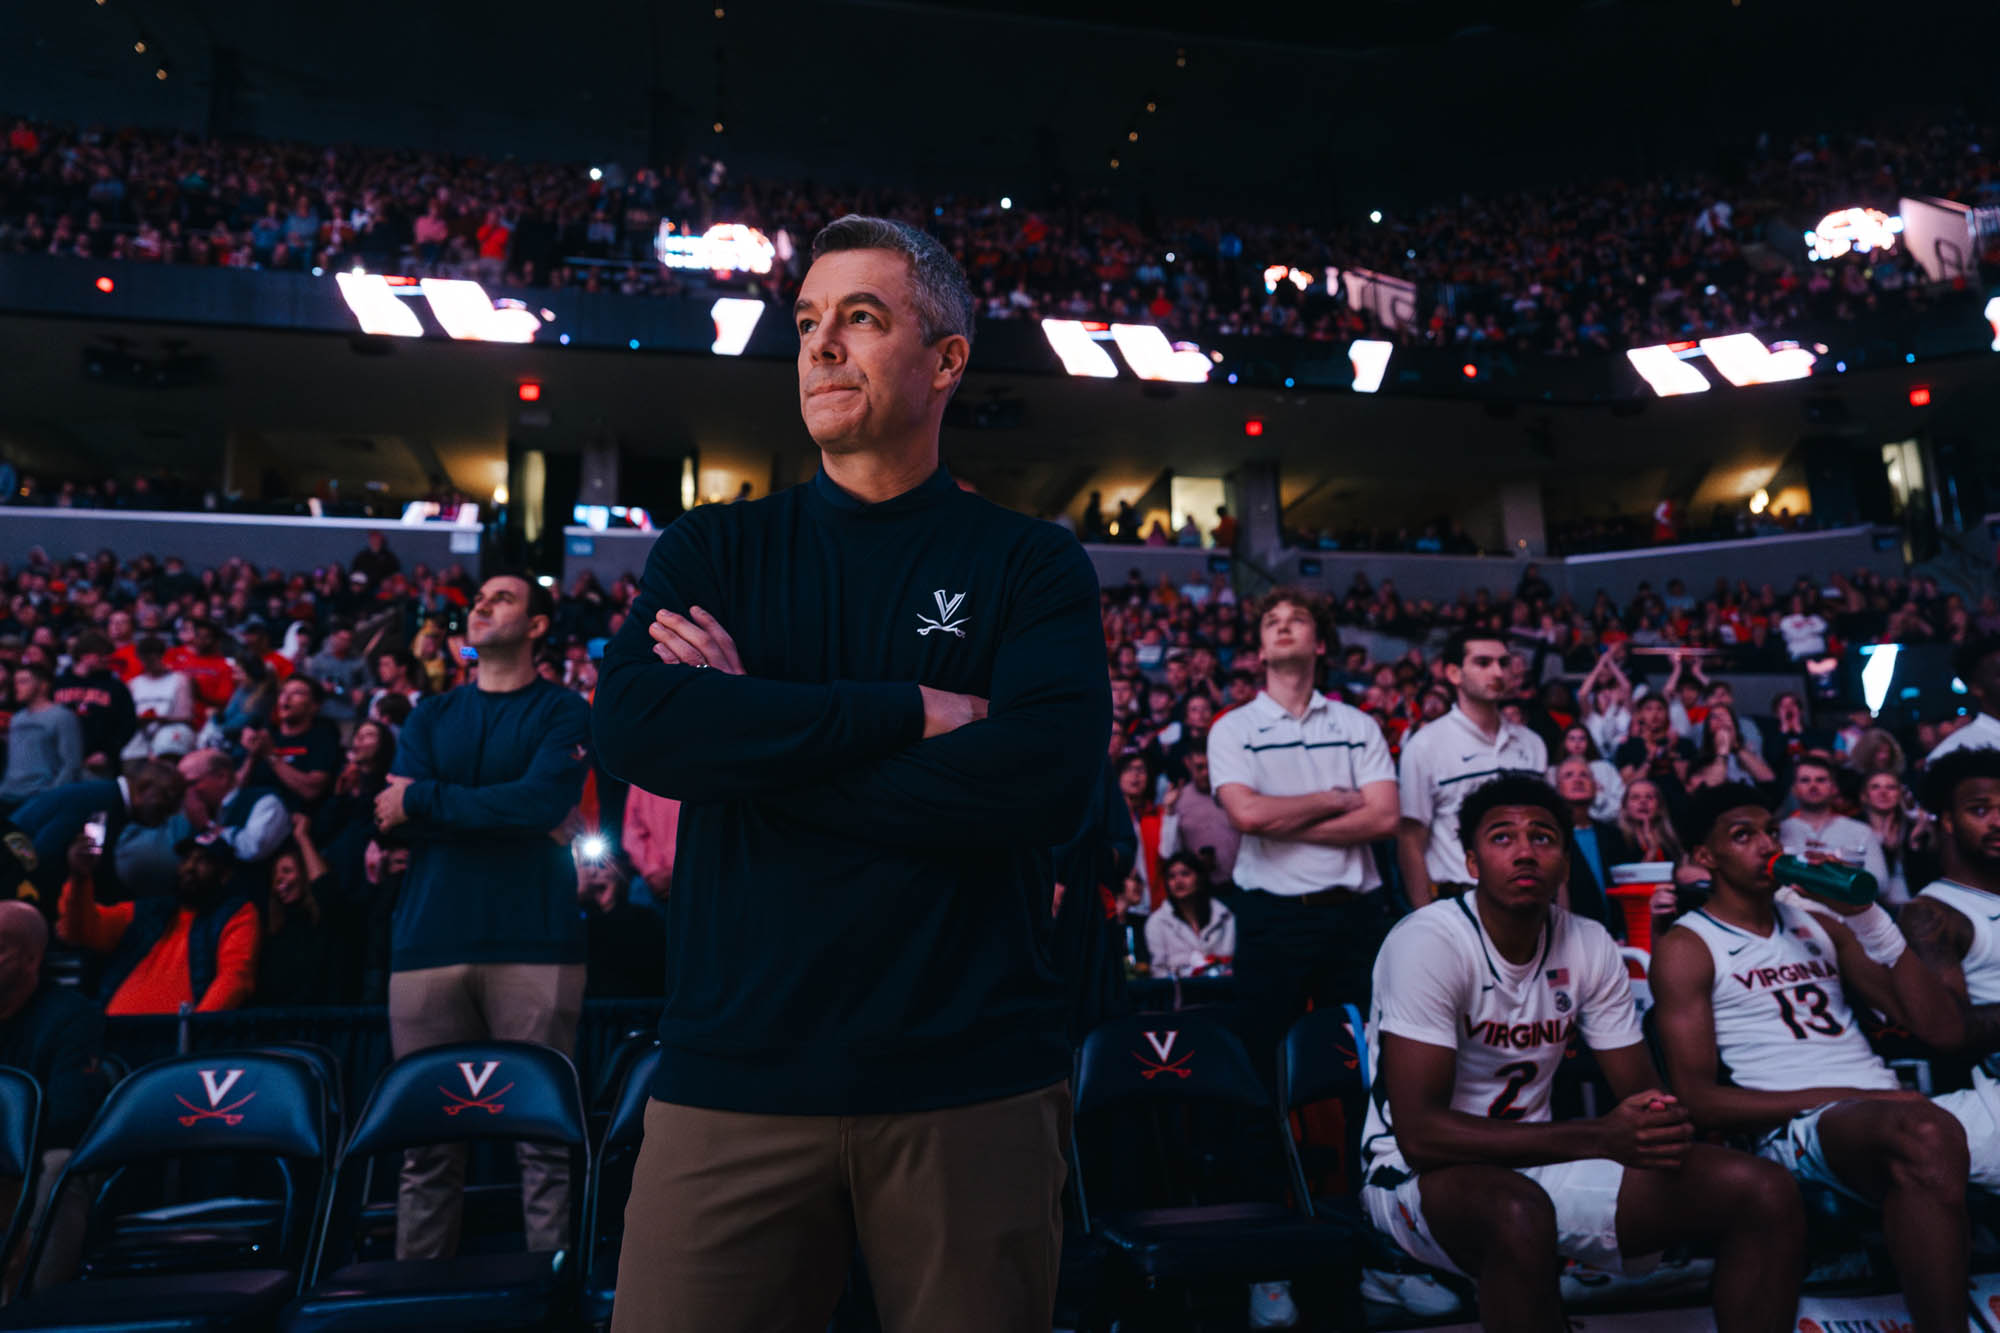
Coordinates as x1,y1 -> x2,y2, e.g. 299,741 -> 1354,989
4,112 -> 1995,359
0,525 -> 1983,1010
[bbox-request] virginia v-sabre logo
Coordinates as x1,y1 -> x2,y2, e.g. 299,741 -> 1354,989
175,1067 -> 256,1126
917,590 -> 968,638
440,1060 -> 513,1116
1134,1030 -> 1193,1080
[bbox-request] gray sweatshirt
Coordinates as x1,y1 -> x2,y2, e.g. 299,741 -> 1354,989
0,704 -> 85,803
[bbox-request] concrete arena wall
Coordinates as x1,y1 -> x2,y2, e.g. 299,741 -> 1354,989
0,508 -> 475,575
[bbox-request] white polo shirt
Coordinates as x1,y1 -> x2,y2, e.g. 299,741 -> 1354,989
1205,689 -> 1397,896
1398,705 -> 1550,887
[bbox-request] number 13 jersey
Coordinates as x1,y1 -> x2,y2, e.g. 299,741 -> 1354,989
1361,897 -> 1643,1175
1672,897 -> 1898,1094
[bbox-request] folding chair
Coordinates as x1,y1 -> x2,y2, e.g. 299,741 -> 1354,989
281,1040 -> 588,1333
0,1051 -> 328,1331
0,1067 -> 42,1273
579,1042 -> 659,1328
1072,1012 -> 1358,1329
92,1043 -> 344,1277
1276,1006 -> 1472,1321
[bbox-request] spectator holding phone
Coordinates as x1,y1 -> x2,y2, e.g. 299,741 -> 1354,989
58,828 -> 259,1014
1613,695 -> 1695,804
9,761 -> 185,908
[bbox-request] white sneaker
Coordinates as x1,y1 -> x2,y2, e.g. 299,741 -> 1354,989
1248,1280 -> 1299,1329
1359,1266 -> 1466,1318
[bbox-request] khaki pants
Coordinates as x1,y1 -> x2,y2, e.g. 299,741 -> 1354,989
610,1081 -> 1070,1333
387,963 -> 586,1260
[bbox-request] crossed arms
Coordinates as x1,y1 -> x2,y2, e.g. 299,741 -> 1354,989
590,515 -> 1111,850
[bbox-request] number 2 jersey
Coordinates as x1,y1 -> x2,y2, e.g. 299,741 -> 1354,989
1361,897 -> 1644,1176
1671,895 -> 1898,1094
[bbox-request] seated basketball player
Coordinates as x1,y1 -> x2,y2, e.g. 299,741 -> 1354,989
1899,746 -> 2000,1060
1362,775 -> 1803,1333
1652,783 -> 1981,1333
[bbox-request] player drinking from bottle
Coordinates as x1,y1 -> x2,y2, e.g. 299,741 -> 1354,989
1652,783 -> 1985,1333
1361,775 -> 1803,1333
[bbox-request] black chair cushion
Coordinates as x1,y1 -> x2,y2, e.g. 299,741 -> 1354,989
282,1252 -> 567,1332
0,1268 -> 295,1331
88,1200 -> 287,1277
1095,1202 -> 1352,1280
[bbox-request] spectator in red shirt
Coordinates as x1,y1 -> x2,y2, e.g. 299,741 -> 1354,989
105,609 -> 141,681
236,620 -> 294,682
57,830 -> 259,1016
165,619 -> 235,724
475,209 -> 511,284
1117,752 -> 1166,911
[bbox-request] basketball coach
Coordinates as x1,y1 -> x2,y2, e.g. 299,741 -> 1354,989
592,215 -> 1110,1332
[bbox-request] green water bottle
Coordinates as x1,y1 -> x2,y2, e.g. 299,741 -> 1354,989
1768,854 -> 1878,907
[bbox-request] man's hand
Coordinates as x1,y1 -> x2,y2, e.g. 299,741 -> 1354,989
1595,1090 -> 1694,1171
1161,781 -> 1184,814
241,727 -> 272,762
919,685 -> 988,739
1797,889 -> 1872,918
374,774 -> 412,831
66,834 -> 98,882
650,607 -> 745,674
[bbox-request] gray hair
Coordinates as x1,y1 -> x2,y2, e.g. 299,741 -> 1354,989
810,214 -> 975,352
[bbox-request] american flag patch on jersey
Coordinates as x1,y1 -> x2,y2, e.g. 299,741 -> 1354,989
1545,968 -> 1569,986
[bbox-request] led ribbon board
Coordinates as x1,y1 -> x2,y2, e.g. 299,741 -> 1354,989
655,223 -> 777,275
335,274 -> 549,343
1041,319 -> 1214,382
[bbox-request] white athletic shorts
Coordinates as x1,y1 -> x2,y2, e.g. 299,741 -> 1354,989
1361,1157 -> 1654,1278
1758,1068 -> 2000,1200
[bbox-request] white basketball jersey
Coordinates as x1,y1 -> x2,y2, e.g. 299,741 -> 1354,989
1362,897 -> 1642,1173
1917,880 -> 2000,1006
1673,903 -> 1898,1094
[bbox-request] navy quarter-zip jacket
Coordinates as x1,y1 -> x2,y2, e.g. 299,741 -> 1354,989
593,466 -> 1110,1114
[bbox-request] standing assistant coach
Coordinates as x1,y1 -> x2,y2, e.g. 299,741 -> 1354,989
593,215 -> 1109,1333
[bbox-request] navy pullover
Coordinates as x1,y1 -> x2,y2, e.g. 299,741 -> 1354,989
593,467 -> 1109,1115
388,677 -> 591,971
